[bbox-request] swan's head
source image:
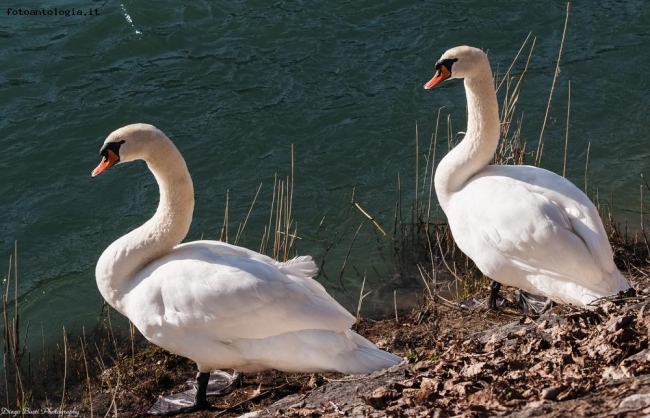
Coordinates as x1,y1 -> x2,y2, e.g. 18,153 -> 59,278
423,46 -> 489,89
91,123 -> 166,177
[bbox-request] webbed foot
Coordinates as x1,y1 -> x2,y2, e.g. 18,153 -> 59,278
149,371 -> 243,415
514,290 -> 553,314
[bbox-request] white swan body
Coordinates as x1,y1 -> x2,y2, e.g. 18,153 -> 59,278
92,124 -> 401,375
424,46 -> 630,306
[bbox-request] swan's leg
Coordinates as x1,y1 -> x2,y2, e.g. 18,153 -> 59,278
194,372 -> 211,408
233,371 -> 244,388
174,372 -> 210,411
174,372 -> 212,414
488,280 -> 501,310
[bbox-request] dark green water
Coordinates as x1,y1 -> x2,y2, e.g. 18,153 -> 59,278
1,0 -> 649,347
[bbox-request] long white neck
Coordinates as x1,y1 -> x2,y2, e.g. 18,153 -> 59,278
434,69 -> 500,209
96,139 -> 194,310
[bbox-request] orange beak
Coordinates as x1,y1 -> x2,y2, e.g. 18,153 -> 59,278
423,65 -> 452,90
91,149 -> 119,177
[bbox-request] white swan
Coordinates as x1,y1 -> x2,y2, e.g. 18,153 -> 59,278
91,124 -> 401,414
423,46 -> 630,309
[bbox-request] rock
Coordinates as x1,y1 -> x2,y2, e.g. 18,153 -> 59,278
540,385 -> 566,400
362,386 -> 399,409
619,393 -> 650,410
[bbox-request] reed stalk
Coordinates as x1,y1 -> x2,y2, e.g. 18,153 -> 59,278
563,80 -> 571,177
535,2 -> 571,166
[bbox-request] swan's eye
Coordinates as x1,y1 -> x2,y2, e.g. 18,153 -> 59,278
99,149 -> 111,161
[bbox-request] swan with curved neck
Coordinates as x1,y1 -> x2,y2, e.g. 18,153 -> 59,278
423,46 -> 630,308
91,124 -> 401,414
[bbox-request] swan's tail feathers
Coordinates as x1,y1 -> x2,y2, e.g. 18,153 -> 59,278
338,331 -> 402,374
236,330 -> 402,375
278,255 -> 318,279
612,269 -> 632,293
598,269 -> 632,297
579,269 -> 632,306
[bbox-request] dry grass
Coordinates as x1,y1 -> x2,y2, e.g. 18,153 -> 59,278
3,242 -> 29,411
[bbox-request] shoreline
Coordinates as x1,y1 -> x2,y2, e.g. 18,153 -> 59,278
3,211 -> 648,417
16,277 -> 648,417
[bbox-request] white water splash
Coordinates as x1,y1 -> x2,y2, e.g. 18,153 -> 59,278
120,3 -> 141,35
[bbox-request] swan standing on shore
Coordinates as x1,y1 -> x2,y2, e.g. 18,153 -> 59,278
423,46 -> 630,310
91,124 -> 401,414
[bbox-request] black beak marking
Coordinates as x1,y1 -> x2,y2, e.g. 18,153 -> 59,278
100,140 -> 125,161
435,58 -> 458,74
